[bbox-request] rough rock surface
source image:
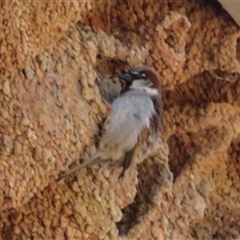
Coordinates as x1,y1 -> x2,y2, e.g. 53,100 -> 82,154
0,0 -> 240,239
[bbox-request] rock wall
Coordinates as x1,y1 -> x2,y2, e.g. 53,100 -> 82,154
1,0 -> 240,239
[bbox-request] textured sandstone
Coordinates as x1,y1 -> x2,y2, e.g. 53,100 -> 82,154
0,0 -> 240,239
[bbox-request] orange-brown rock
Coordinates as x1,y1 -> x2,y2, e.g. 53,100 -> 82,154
1,0 -> 240,239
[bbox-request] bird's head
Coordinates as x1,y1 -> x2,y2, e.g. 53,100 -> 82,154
118,66 -> 161,95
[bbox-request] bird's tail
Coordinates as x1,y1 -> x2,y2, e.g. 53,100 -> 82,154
57,152 -> 102,181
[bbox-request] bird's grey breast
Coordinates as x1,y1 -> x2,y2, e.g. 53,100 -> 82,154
99,89 -> 156,153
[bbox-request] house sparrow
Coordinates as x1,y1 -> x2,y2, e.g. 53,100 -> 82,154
57,66 -> 163,181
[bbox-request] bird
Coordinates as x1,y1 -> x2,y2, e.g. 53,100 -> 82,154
57,66 -> 163,181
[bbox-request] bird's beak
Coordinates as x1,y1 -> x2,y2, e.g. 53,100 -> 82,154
118,72 -> 133,83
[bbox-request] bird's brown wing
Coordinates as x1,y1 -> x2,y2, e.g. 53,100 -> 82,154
118,147 -> 137,180
118,127 -> 149,180
151,95 -> 164,133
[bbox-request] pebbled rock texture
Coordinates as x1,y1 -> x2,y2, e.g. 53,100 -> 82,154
0,0 -> 240,239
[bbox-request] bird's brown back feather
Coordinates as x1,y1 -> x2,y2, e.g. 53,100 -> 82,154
151,94 -> 164,133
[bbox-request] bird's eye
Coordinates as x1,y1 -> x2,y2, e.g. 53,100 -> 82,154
129,71 -> 147,79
